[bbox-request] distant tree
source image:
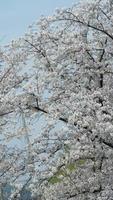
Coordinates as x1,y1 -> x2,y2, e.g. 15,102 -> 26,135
1,0 -> 113,199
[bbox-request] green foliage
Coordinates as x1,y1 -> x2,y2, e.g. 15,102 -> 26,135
76,159 -> 86,166
48,176 -> 62,184
48,159 -> 86,184
55,169 -> 67,177
66,163 -> 76,172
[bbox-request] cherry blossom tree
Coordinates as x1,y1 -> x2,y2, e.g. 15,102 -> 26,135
1,0 -> 113,199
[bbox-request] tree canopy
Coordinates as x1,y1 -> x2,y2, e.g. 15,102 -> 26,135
1,0 -> 113,199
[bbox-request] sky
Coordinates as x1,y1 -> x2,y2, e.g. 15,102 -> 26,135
0,0 -> 78,45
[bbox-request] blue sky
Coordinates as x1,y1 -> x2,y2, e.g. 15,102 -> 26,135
0,0 -> 78,44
